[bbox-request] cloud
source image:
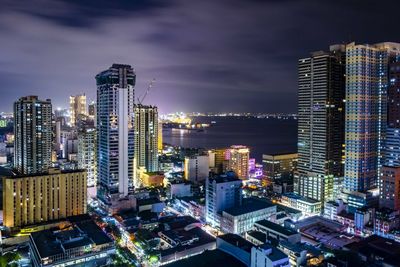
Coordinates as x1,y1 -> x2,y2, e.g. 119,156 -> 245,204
0,0 -> 399,113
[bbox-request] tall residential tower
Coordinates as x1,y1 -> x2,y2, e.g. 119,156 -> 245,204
295,45 -> 346,202
344,42 -> 400,192
69,94 -> 87,127
96,64 -> 135,204
133,104 -> 159,187
14,96 -> 53,175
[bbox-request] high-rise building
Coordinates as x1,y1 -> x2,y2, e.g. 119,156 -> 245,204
226,145 -> 250,180
184,154 -> 209,183
14,96 -> 52,175
158,121 -> 163,152
296,45 -> 346,202
96,64 -> 135,203
3,168 -> 87,228
69,94 -> 87,127
134,104 -> 159,187
385,60 -> 400,167
344,42 -> 400,192
78,127 -> 97,187
379,166 -> 400,210
88,100 -> 97,126
208,148 -> 228,174
205,172 -> 242,226
262,153 -> 297,182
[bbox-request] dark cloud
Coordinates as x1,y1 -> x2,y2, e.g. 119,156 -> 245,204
0,0 -> 399,113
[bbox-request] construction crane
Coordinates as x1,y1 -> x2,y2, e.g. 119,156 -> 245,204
137,78 -> 156,105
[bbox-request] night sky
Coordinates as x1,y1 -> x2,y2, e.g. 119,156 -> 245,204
1,0 -> 399,114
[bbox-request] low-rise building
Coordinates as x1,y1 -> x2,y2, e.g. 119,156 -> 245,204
251,244 -> 290,267
140,171 -> 165,187
30,219 -> 115,267
323,199 -> 345,221
374,208 -> 400,238
158,227 -> 216,265
168,182 -> 192,199
281,193 -> 321,217
216,234 -> 253,266
254,220 -> 301,244
278,240 -> 323,267
221,198 -> 277,234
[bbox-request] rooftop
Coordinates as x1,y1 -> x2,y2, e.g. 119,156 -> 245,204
137,197 -> 162,206
223,198 -> 275,216
246,230 -> 266,243
209,171 -> 241,184
218,234 -> 254,253
345,235 -> 400,266
258,243 -> 288,262
163,249 -> 246,267
30,220 -> 113,260
6,168 -> 86,179
159,227 -> 215,257
255,220 -> 298,236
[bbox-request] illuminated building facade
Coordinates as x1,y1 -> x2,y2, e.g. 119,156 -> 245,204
78,127 -> 97,187
205,172 -> 242,227
3,168 -> 87,228
386,60 -> 400,167
158,121 -> 163,152
296,45 -> 346,202
184,154 -> 209,183
14,96 -> 52,175
96,64 -> 135,203
69,94 -> 87,127
227,145 -> 250,180
344,42 -> 400,192
262,153 -> 297,182
379,166 -> 400,210
134,104 -> 159,187
208,148 -> 228,174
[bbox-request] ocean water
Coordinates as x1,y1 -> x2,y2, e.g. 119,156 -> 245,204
163,116 -> 297,162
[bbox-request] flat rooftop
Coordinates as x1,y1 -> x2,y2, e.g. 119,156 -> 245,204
223,198 -> 275,216
247,230 -> 267,243
255,220 -> 298,236
163,249 -> 246,267
209,171 -> 241,184
345,235 -> 400,266
159,227 -> 215,257
218,233 -> 254,253
31,220 -> 113,259
258,243 -> 288,262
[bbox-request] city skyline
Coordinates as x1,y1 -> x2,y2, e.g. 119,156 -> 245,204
1,0 -> 400,114
3,2 -> 400,266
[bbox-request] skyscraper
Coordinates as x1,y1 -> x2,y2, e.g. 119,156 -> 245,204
295,45 -> 346,202
226,145 -> 250,180
96,64 -> 135,203
134,104 -> 159,186
14,96 -> 52,175
78,127 -> 97,187
385,60 -> 400,167
344,42 -> 400,192
69,94 -> 87,127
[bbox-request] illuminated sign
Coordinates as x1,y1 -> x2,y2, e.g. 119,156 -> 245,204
0,119 -> 6,128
